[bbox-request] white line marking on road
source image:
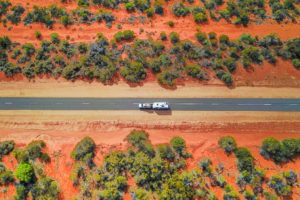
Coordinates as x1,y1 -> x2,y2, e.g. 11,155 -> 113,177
56,102 -> 63,105
289,104 -> 298,106
264,104 -> 272,106
4,102 -> 12,105
82,102 -> 90,105
177,103 -> 200,105
211,103 -> 220,105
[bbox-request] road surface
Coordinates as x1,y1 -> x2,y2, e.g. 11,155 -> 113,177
0,98 -> 300,111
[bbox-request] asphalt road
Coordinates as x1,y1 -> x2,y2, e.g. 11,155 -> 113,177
0,98 -> 300,111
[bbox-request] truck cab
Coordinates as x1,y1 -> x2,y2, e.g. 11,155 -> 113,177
138,103 -> 153,109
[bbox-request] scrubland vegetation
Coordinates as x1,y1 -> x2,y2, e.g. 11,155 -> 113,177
0,32 -> 299,86
0,0 -> 299,28
0,131 -> 298,199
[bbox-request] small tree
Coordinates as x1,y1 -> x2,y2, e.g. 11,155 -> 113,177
15,163 -> 35,183
218,136 -> 237,154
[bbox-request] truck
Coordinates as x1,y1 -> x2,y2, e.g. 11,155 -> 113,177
138,102 -> 170,110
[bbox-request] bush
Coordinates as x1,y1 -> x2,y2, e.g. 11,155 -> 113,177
0,140 -> 15,160
234,147 -> 255,172
241,46 -> 263,67
71,137 -> 96,162
169,32 -> 180,44
0,36 -> 12,50
0,170 -> 14,185
77,0 -> 89,6
7,5 -> 25,25
218,136 -> 237,154
158,70 -> 179,86
50,33 -> 60,44
170,136 -> 186,156
160,31 -> 167,41
35,31 -> 42,39
219,34 -> 230,45
134,0 -> 150,11
125,130 -> 150,148
23,6 -> 54,28
31,177 -> 60,199
120,61 -> 146,82
15,163 -> 35,183
195,31 -> 208,45
268,174 -> 292,197
0,0 -> 11,17
114,30 -> 135,42
192,7 -> 208,23
167,20 -> 174,27
125,2 -> 135,12
172,3 -> 190,17
261,137 -> 300,163
146,7 -> 154,17
216,70 -> 233,85
292,59 -> 300,69
185,64 -> 207,80
223,58 -> 237,72
157,144 -> 175,161
22,43 -> 35,57
61,14 -> 72,27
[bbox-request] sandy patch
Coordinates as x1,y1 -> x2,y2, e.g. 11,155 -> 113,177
1,79 -> 300,98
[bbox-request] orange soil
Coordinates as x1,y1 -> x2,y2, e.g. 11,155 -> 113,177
0,128 -> 299,199
1,1 -> 300,46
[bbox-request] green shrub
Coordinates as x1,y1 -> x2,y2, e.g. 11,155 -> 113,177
160,31 -> 167,41
125,130 -> 150,148
157,144 -> 175,161
261,137 -> 300,163
60,14 -> 72,27
185,64 -> 207,80
218,136 -> 237,154
241,46 -> 263,67
22,43 -> 35,57
192,7 -> 207,23
0,0 -> 11,17
35,31 -> 42,39
71,136 -> 96,162
77,0 -> 89,6
172,3 -> 190,17
114,30 -> 135,42
223,57 -> 236,72
7,5 -> 25,25
158,70 -> 179,86
167,20 -> 174,27
292,59 -> 300,69
0,140 -> 15,160
195,31 -> 208,45
0,36 -> 12,50
169,32 -> 180,44
268,174 -> 292,197
216,70 -> 233,85
120,61 -> 146,82
23,6 -> 54,28
50,33 -> 60,44
170,136 -> 186,156
234,147 -> 255,172
15,163 -> 35,183
125,2 -> 135,12
146,7 -> 154,17
134,0 -> 150,11
31,177 -> 60,199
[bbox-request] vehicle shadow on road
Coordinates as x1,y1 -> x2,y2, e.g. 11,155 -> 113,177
141,110 -> 172,115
